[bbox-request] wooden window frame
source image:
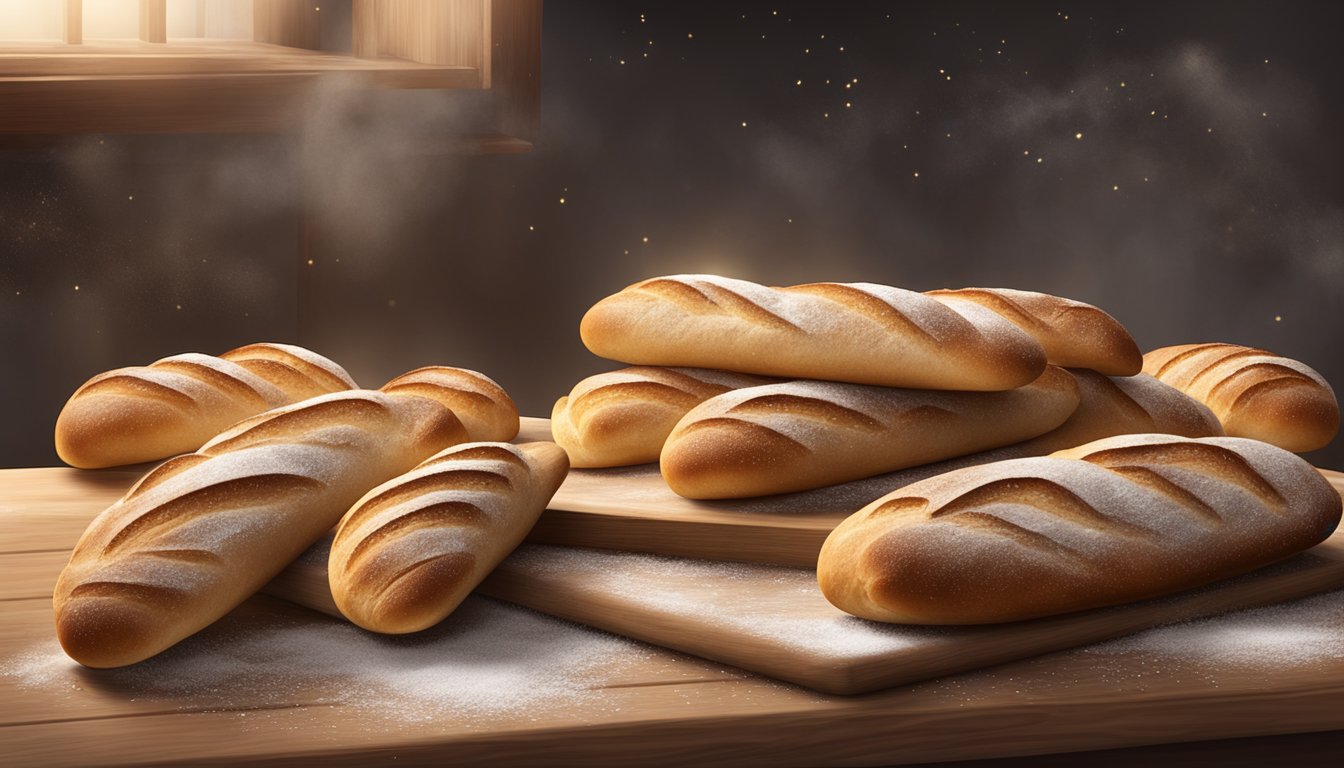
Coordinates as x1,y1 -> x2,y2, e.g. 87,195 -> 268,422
0,0 -> 540,151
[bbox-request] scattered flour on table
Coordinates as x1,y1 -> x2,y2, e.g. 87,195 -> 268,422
0,596 -> 649,725
507,545 -> 949,657
1083,589 -> 1344,667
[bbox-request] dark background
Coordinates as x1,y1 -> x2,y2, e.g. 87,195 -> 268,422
2,0 -> 1342,468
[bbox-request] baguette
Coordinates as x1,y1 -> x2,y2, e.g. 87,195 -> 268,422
329,442 -> 569,634
551,367 -> 775,467
53,388 -> 474,668
580,275 -> 1047,390
660,365 -> 1080,499
1143,343 -> 1339,452
1012,370 -> 1222,454
926,287 -> 1142,375
55,342 -> 356,469
818,434 -> 1342,624
381,366 -> 520,441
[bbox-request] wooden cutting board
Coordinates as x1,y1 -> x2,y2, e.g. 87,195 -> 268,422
522,417 -> 1343,568
270,507 -> 1344,695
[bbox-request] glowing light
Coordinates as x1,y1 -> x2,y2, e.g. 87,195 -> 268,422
1275,315 -> 1282,322
74,285 -> 80,291
176,304 -> 182,310
1074,132 -> 1083,140
1112,184 -> 1119,191
1036,157 -> 1044,163
913,171 -> 920,178
642,236 -> 650,243
741,121 -> 748,127
528,225 -> 535,231
559,197 -> 566,204
306,259 -> 314,266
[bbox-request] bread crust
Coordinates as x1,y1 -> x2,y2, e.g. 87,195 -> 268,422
551,367 -> 776,467
380,366 -> 520,442
926,287 -> 1143,375
53,389 -> 470,668
219,342 -> 358,399
329,442 -> 569,634
54,343 -> 356,469
580,275 -> 1047,390
1013,370 -> 1223,454
818,434 -> 1342,624
661,365 -> 1081,499
1143,343 -> 1339,451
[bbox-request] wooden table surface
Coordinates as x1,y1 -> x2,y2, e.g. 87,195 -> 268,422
2,465 -> 1343,766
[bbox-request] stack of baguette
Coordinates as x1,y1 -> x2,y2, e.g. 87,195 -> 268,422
557,275 -> 1342,626
553,275 -> 1226,498
51,344 -> 570,667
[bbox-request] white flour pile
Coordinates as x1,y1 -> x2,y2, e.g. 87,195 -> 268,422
1084,589 -> 1344,667
0,596 -> 649,725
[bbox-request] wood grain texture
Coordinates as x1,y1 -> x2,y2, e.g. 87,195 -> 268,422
351,0 -> 378,57
491,0 -> 542,141
370,0 -> 486,67
252,0 -> 319,50
265,516 -> 1344,695
63,0 -> 82,45
1,464 -> 1344,765
139,0 -> 166,43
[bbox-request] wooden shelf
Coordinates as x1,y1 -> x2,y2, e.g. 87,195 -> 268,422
0,40 -> 480,85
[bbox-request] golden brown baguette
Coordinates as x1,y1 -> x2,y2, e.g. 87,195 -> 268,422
52,388 -> 471,668
1012,370 -> 1223,454
660,365 -> 1080,499
580,275 -> 1047,390
54,342 -> 356,469
1143,343 -> 1339,452
926,287 -> 1142,375
818,434 -> 1342,624
551,367 -> 776,468
218,342 -> 358,400
381,366 -> 520,441
329,442 -> 569,634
